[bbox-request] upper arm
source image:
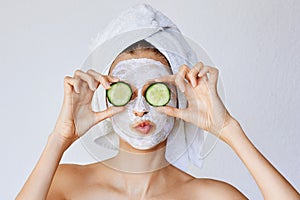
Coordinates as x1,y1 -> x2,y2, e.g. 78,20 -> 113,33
193,178 -> 248,200
46,164 -> 75,200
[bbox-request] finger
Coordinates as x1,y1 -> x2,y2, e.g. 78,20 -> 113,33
198,65 -> 219,89
94,106 -> 125,123
64,76 -> 80,94
107,75 -> 119,83
187,62 -> 204,87
197,74 -> 209,88
154,74 -> 176,84
176,65 -> 190,92
74,70 -> 97,91
86,69 -> 111,89
197,65 -> 209,78
156,106 -> 183,119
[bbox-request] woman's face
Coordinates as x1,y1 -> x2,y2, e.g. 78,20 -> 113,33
108,51 -> 177,150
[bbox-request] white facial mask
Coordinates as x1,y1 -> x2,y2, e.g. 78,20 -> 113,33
108,58 -> 177,150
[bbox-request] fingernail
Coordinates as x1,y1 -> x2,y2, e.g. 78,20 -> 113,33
179,85 -> 185,92
74,87 -> 80,93
192,81 -> 196,87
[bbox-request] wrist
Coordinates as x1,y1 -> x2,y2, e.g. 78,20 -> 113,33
219,115 -> 245,146
48,132 -> 74,151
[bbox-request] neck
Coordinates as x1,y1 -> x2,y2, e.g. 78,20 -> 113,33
103,139 -> 169,173
102,139 -> 171,198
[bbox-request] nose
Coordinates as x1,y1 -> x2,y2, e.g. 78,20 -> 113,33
134,110 -> 149,117
132,91 -> 149,117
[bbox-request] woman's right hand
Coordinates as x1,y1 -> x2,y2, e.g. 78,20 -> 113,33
51,69 -> 124,146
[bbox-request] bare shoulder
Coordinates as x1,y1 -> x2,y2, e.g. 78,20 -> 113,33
53,163 -> 101,184
162,165 -> 247,199
47,163 -> 96,199
56,163 -> 88,175
54,163 -> 87,182
188,178 -> 248,199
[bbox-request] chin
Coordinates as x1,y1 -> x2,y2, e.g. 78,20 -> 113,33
123,138 -> 167,152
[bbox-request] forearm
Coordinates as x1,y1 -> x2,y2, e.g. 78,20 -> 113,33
16,133 -> 70,200
220,118 -> 300,200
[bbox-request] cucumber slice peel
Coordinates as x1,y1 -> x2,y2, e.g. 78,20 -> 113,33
145,82 -> 170,107
106,82 -> 132,106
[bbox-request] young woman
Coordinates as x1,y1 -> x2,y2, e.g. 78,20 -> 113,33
16,39 -> 299,199
17,3 -> 300,199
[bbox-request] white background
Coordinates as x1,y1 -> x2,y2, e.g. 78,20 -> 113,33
1,0 -> 299,199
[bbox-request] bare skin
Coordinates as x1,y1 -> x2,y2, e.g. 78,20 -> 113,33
16,50 -> 299,200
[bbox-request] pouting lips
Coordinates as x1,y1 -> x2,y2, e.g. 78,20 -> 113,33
132,121 -> 155,134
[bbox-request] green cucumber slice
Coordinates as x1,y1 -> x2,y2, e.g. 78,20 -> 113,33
145,82 -> 170,107
106,82 -> 132,106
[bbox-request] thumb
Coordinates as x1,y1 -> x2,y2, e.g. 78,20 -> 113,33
156,106 -> 183,119
94,106 -> 125,123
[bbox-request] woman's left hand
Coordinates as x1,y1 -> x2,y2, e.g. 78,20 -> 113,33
156,62 -> 234,137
